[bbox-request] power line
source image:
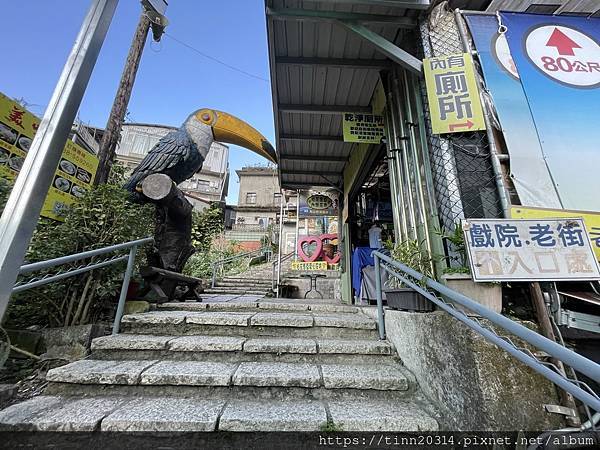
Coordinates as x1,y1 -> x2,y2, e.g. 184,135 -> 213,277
164,32 -> 270,83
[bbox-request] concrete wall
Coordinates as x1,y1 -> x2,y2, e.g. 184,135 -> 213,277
282,273 -> 342,301
363,309 -> 564,431
237,169 -> 280,207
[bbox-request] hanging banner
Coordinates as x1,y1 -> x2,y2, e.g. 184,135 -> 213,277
0,92 -> 98,221
342,113 -> 385,144
500,13 -> 600,212
464,14 -> 561,209
511,205 -> 600,261
423,52 -> 486,134
464,218 -> 600,282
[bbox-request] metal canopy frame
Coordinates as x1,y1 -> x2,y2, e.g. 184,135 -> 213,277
266,0 -> 426,190
267,7 -> 417,26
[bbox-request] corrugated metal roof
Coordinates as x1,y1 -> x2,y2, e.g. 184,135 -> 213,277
486,0 -> 600,15
266,0 -> 426,189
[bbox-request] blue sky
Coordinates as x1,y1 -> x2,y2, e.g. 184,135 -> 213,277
0,0 -> 275,204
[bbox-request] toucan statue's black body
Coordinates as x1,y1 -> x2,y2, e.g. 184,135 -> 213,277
124,109 -> 277,301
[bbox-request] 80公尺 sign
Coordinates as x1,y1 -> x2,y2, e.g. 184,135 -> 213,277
464,218 -> 600,282
423,52 -> 486,134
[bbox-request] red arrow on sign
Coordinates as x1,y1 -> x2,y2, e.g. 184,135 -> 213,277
546,28 -> 581,56
449,120 -> 474,131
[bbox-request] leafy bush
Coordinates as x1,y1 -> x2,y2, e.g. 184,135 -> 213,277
385,239 -> 435,289
184,236 -> 248,280
191,204 -> 224,252
1,165 -> 153,329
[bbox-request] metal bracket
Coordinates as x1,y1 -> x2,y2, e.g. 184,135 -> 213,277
544,404 -> 578,418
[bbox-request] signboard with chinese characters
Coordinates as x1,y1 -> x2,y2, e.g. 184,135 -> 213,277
291,261 -> 328,271
298,190 -> 339,218
464,218 -> 600,282
342,113 -> 385,144
511,206 -> 600,261
0,92 -> 98,221
423,52 -> 486,134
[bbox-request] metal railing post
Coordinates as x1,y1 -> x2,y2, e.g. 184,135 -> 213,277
374,254 -> 386,340
211,262 -> 217,288
112,244 -> 138,335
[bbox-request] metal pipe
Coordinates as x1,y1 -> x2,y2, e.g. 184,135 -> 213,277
385,76 -> 409,241
392,70 -> 418,240
0,0 -> 119,321
112,245 -> 138,334
294,190 -> 300,260
454,9 -> 510,218
276,189 -> 285,297
401,70 -> 433,267
384,106 -> 402,243
18,237 -> 152,275
373,250 -> 600,384
374,255 -> 385,339
13,255 -> 128,293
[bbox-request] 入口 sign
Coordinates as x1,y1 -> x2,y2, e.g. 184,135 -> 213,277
524,25 -> 600,88
423,52 -> 486,134
464,218 -> 600,282
342,113 -> 384,144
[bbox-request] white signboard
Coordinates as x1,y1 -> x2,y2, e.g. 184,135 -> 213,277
464,219 -> 600,282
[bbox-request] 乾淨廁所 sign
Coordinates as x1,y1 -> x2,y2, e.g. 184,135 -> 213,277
464,218 -> 600,282
342,113 -> 384,144
423,52 -> 486,134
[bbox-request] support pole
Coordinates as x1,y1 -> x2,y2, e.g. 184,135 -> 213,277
294,190 -> 300,260
276,190 -> 284,298
374,254 -> 385,339
530,282 -> 581,427
112,245 -> 138,334
94,9 -> 150,184
0,0 -> 118,322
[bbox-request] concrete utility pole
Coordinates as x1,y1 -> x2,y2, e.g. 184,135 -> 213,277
0,0 -> 118,321
94,10 -> 150,184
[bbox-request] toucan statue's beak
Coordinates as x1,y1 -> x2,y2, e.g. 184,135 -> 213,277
195,109 -> 277,164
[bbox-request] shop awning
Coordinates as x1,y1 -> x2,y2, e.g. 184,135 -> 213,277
265,0 -> 430,190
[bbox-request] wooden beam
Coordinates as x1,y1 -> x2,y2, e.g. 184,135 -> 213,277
313,0 -> 430,10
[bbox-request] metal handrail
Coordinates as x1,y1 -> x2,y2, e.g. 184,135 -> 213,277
211,246 -> 270,288
13,237 -> 153,335
272,252 -> 295,296
372,250 -> 600,413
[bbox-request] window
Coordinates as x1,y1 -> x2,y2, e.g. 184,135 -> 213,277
246,192 -> 257,204
274,193 -> 282,205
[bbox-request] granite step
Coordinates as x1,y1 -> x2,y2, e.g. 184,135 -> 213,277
159,300 -> 359,314
215,279 -> 273,287
0,395 -> 438,432
119,311 -> 378,339
203,288 -> 268,295
44,359 -> 412,400
91,334 -> 395,364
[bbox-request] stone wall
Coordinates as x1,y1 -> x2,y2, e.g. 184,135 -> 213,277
363,309 -> 564,431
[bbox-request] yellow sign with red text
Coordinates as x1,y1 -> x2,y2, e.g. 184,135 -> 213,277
0,92 -> 98,220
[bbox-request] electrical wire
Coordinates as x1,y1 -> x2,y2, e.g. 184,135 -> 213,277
163,32 -> 270,83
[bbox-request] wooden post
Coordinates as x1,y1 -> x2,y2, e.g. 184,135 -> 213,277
94,11 -> 150,185
530,282 -> 581,427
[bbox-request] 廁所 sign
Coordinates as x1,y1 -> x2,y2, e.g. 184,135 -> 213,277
342,113 -> 384,144
0,92 -> 98,221
423,52 -> 486,134
464,218 -> 600,282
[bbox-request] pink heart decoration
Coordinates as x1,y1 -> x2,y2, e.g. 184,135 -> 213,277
298,236 -> 323,262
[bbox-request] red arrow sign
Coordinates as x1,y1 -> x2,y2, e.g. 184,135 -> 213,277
449,120 -> 474,132
546,28 -> 581,56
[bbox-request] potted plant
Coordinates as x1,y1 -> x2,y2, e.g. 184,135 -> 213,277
383,239 -> 435,312
439,224 -> 502,315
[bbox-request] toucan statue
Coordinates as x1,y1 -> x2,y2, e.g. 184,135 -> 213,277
124,109 -> 277,301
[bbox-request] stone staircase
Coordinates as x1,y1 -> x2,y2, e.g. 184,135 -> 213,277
0,299 -> 438,432
203,262 -> 274,296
